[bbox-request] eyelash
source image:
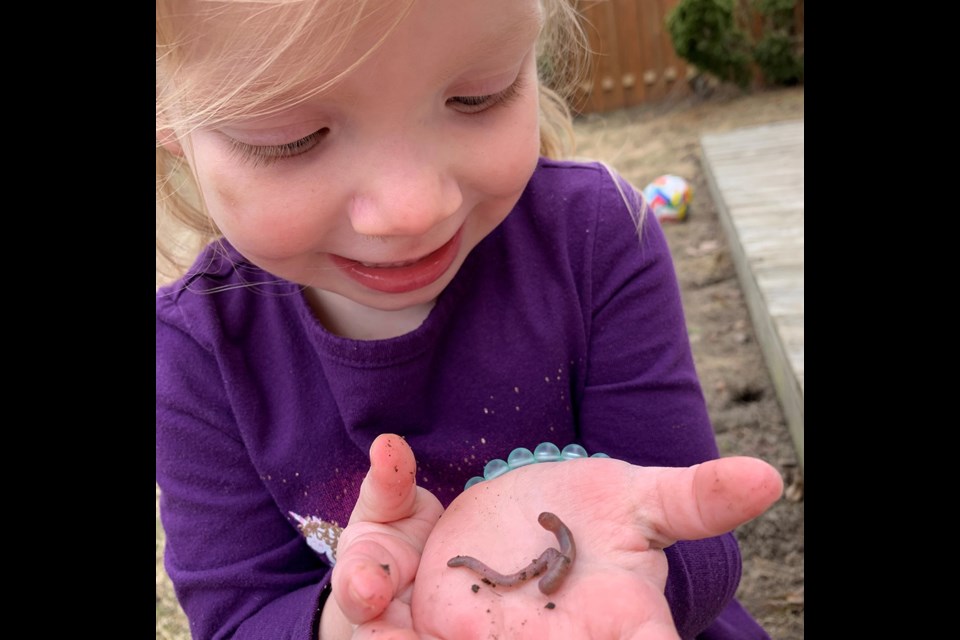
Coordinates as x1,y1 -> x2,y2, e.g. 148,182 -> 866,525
448,76 -> 525,114
227,128 -> 329,168
226,77 -> 524,167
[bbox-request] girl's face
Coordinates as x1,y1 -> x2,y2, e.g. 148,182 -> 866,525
174,0 -> 544,335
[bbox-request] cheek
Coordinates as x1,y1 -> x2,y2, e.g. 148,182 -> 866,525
465,101 -> 542,201
196,163 -> 336,260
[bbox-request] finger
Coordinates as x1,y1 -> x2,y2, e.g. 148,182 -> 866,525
349,434 -> 419,525
333,541 -> 400,622
649,456 -> 783,546
334,434 -> 421,623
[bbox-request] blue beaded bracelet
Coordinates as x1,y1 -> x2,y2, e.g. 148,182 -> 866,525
464,442 -> 610,491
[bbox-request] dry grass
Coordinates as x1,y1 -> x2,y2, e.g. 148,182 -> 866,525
156,486 -> 190,639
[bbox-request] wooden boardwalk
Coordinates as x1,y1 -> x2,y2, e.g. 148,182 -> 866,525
700,120 -> 804,470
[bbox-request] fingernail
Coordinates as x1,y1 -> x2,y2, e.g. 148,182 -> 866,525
350,574 -> 380,606
350,582 -> 373,603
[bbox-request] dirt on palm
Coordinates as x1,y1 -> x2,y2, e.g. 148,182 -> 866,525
572,84 -> 805,639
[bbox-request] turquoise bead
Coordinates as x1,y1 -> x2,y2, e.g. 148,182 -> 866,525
507,447 -> 536,469
560,444 -> 588,460
483,458 -> 510,481
533,442 -> 562,462
462,442 -> 611,491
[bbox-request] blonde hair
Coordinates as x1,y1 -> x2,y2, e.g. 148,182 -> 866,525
156,0 -> 590,284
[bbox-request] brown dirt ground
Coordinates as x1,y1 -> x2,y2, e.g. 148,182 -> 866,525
155,85 -> 805,639
572,83 -> 805,640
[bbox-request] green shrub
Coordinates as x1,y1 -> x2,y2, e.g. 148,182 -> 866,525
667,0 -> 804,88
666,0 -> 753,88
754,32 -> 803,84
751,0 -> 804,85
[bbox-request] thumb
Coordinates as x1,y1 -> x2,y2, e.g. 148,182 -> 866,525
648,456 -> 783,547
349,433 -> 419,525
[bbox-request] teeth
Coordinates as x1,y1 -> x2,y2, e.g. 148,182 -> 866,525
359,259 -> 417,268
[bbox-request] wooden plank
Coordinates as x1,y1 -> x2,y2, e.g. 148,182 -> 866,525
637,0 -> 665,103
573,0 -> 698,112
658,0 -> 688,98
576,1 -> 605,114
704,143 -> 805,160
594,0 -> 625,112
729,208 -> 803,223
700,120 -> 805,470
614,0 -> 647,107
727,208 -> 804,223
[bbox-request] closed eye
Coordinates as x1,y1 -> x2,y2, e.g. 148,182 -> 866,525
447,76 -> 525,114
226,127 -> 330,167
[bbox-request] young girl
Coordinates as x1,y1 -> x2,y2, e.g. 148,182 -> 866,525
156,1 -> 783,638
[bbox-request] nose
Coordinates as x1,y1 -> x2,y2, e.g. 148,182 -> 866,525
347,150 -> 463,238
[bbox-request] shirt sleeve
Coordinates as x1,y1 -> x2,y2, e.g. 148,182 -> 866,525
157,293 -> 332,640
576,167 -> 768,640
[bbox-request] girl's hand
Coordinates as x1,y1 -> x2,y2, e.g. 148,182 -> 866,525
406,456 -> 783,640
332,438 -> 782,640
326,434 -> 443,637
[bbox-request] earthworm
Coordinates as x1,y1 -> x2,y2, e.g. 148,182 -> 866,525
447,511 -> 575,595
536,512 -> 576,594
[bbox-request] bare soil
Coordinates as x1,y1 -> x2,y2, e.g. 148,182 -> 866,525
155,85 -> 805,639
572,84 -> 805,639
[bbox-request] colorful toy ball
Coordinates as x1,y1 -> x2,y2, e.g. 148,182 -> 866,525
643,175 -> 692,223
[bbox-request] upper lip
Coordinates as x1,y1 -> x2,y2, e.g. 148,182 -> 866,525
340,228 -> 461,267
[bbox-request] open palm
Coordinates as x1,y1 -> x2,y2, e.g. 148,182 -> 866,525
334,436 -> 782,640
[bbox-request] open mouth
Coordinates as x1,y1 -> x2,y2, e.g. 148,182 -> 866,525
330,227 -> 464,294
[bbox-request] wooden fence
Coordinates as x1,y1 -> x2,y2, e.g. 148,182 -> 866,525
572,0 -> 690,114
571,0 -> 805,114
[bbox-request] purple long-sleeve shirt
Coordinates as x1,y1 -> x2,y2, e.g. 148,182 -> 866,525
156,158 -> 769,639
